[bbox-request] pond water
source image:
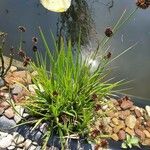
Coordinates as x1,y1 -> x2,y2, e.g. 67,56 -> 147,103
0,0 -> 150,99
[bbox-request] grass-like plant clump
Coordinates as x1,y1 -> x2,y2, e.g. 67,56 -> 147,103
18,9 -> 138,150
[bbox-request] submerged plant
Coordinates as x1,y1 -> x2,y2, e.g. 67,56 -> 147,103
121,134 -> 140,149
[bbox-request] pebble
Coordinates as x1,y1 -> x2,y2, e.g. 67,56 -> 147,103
145,106 -> 150,117
13,132 -> 25,144
0,107 -> 4,115
111,134 -> 119,141
28,84 -> 38,93
7,145 -> 16,150
0,134 -> 13,148
12,84 -> 23,95
120,99 -> 133,110
0,77 -> 5,87
24,139 -> 32,149
142,139 -> 150,146
0,131 -> 8,138
135,129 -> 145,139
10,66 -> 17,72
125,127 -> 135,136
22,113 -> 29,118
143,130 -> 150,138
134,109 -> 142,118
112,118 -> 119,125
14,106 -> 24,123
39,123 -> 48,133
28,145 -> 36,150
118,130 -> 126,140
4,107 -> 15,119
0,101 -> 10,109
125,115 -> 136,129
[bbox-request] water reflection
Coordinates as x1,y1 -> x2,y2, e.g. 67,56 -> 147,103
56,0 -> 94,45
0,0 -> 150,99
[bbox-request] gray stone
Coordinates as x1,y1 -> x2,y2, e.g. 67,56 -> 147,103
0,134 -> 13,148
0,78 -> 5,87
14,106 -> 24,123
35,146 -> 42,150
0,116 -> 16,132
0,132 -> 8,138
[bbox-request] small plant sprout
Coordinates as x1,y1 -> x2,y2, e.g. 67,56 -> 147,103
121,134 -> 140,149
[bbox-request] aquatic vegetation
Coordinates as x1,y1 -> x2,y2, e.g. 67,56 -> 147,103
40,0 -> 71,12
121,134 -> 140,149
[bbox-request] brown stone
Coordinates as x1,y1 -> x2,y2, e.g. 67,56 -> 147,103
146,120 -> 150,127
120,99 -> 133,110
0,107 -> 4,115
142,139 -> 150,146
118,130 -> 126,140
125,115 -> 136,129
4,107 -> 15,119
111,134 -> 119,141
0,101 -> 10,109
134,109 -> 142,118
113,123 -> 124,133
119,110 -> 130,120
5,71 -> 31,85
143,130 -> 150,138
135,129 -> 145,140
112,118 -> 119,125
125,127 -> 135,136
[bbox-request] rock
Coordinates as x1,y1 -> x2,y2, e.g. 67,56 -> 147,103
13,132 -> 25,144
125,115 -> 136,129
145,106 -> 150,117
7,145 -> 16,150
0,116 -> 16,132
113,124 -> 124,133
12,84 -> 23,95
134,109 -> 142,118
39,123 -> 48,133
118,130 -> 126,140
142,139 -> 150,146
35,146 -> 42,150
0,107 -> 4,115
0,131 -> 8,137
0,77 -> 5,87
14,106 -> 24,123
111,134 -> 119,141
102,117 -> 111,126
120,99 -> 133,110
22,113 -> 29,118
10,66 -> 17,72
0,134 -> 13,148
125,127 -> 135,136
102,105 -> 108,110
0,101 -> 10,109
32,142 -> 38,146
143,130 -> 150,138
28,145 -> 36,150
28,84 -> 38,93
17,143 -> 24,148
112,118 -> 119,125
135,129 -> 145,139
5,71 -> 32,85
24,139 -> 32,149
146,120 -> 150,127
4,107 -> 15,119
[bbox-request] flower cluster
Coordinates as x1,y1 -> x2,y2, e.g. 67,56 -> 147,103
136,0 -> 150,9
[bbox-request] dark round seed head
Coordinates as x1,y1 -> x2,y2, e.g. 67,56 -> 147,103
105,27 -> 113,37
32,37 -> 38,43
18,26 -> 26,32
32,45 -> 38,52
18,49 -> 25,58
136,0 -> 150,9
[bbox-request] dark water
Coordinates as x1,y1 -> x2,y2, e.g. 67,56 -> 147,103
0,0 -> 150,99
